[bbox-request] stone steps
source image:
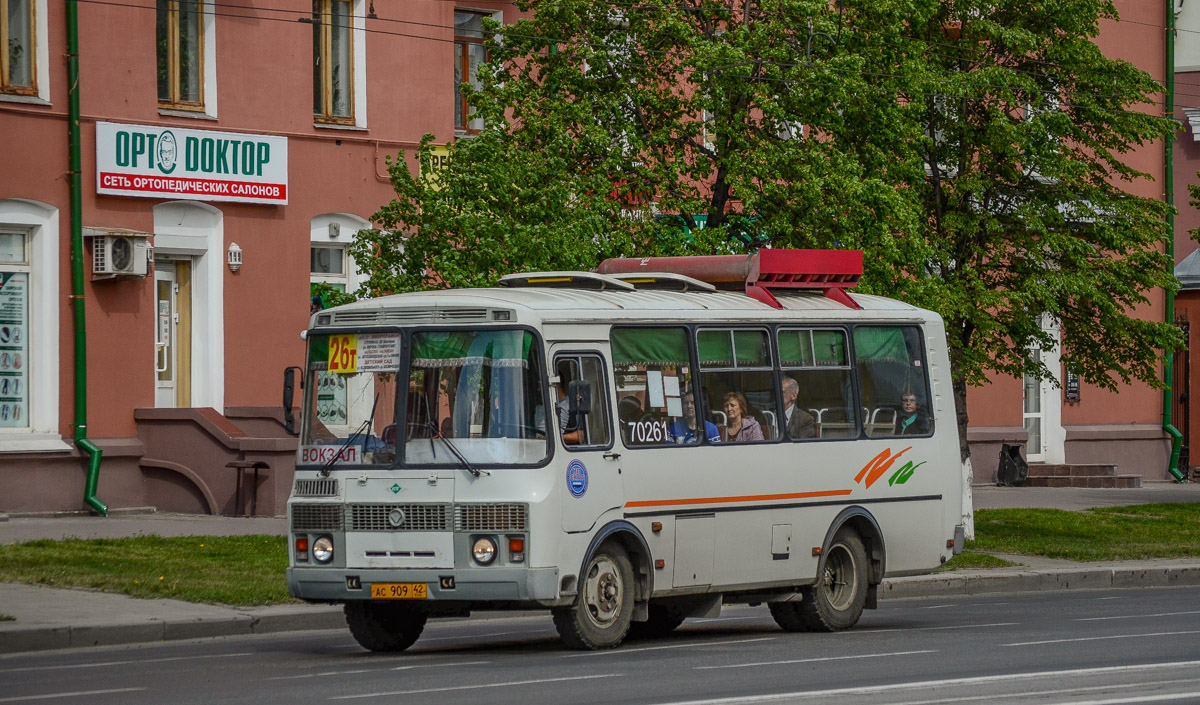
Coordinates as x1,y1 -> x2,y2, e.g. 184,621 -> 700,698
1023,463 -> 1142,489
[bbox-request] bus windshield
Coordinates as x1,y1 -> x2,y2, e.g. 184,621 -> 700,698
402,328 -> 550,467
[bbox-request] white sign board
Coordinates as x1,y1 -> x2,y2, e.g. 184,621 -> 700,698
95,122 -> 288,204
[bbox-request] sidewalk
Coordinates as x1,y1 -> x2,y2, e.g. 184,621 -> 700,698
1,484 -> 1198,654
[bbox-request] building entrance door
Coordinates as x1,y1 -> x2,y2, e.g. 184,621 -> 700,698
1023,315 -> 1065,464
154,260 -> 193,408
155,264 -> 177,408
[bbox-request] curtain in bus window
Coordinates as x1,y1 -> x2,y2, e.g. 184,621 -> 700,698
411,330 -> 532,368
612,327 -> 690,366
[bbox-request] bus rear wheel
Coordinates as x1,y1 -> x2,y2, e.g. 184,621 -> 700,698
627,600 -> 688,640
553,543 -> 634,650
796,528 -> 869,632
768,601 -> 810,632
344,601 -> 428,652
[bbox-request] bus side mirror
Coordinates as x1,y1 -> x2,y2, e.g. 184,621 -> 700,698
565,380 -> 591,431
283,366 -> 302,436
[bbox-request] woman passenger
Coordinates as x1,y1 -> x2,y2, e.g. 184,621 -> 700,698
721,391 -> 765,442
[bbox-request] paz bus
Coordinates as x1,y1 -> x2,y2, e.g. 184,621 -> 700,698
285,249 -> 965,651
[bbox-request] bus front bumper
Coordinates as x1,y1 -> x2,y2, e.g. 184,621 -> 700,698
287,566 -> 561,605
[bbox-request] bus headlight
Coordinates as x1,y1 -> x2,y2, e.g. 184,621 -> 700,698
312,536 -> 335,564
472,537 -> 497,565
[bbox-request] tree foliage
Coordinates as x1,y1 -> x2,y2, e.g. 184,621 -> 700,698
356,0 -> 1182,460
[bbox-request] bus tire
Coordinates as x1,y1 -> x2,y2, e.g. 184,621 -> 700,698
553,542 -> 634,650
344,601 -> 428,652
767,602 -> 810,632
798,527 -> 868,632
627,601 -> 688,640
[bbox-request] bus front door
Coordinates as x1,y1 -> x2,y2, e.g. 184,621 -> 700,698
552,349 -> 624,533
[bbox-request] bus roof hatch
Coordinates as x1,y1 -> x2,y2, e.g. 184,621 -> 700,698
594,249 -> 862,309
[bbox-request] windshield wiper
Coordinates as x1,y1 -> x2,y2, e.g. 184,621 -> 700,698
318,393 -> 380,478
426,421 -> 488,477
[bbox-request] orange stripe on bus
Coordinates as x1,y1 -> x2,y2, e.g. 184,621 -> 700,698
624,489 -> 853,509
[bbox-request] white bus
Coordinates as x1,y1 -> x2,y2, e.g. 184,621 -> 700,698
285,249 -> 965,651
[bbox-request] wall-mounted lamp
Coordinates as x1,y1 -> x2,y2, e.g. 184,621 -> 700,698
227,242 -> 243,273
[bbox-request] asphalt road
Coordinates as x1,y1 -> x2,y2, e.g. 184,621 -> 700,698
2,587 -> 1198,705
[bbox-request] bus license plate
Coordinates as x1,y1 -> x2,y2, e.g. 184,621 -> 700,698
370,583 -> 428,600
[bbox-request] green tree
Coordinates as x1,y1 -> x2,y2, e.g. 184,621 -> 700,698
356,0 -> 1181,468
875,0 -> 1182,462
355,0 -> 914,293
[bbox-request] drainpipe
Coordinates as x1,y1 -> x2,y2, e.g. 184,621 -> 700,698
1165,0 -> 1187,483
67,0 -> 107,513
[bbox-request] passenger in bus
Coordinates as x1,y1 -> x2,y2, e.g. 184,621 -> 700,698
721,392 -> 765,442
781,377 -> 816,439
895,392 -> 929,436
619,396 -> 643,424
668,390 -> 720,444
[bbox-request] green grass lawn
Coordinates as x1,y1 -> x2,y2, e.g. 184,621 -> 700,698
0,503 -> 1196,605
0,535 -> 292,606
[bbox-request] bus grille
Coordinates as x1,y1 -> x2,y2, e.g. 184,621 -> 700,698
293,479 -> 339,498
349,504 -> 451,531
291,504 -> 345,532
455,504 -> 528,531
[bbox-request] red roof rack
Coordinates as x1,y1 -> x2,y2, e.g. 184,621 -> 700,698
595,249 -> 862,309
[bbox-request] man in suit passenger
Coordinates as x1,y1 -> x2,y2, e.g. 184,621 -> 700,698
782,376 -> 816,439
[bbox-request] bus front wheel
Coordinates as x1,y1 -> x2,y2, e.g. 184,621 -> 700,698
553,543 -> 634,650
797,527 -> 869,632
344,601 -> 428,652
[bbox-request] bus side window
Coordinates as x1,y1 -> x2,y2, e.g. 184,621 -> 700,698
855,326 -> 932,438
778,328 -> 856,440
697,328 -> 776,443
611,327 -> 692,446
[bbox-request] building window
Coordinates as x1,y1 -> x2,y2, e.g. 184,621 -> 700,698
313,0 -> 353,123
156,0 -> 203,109
311,245 -> 346,284
0,230 -> 30,430
1,0 -> 35,95
454,11 -> 487,132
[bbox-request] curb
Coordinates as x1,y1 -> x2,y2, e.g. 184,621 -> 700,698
880,566 -> 1200,599
0,607 -> 346,654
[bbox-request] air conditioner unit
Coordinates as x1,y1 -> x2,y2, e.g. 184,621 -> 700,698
92,235 -> 152,278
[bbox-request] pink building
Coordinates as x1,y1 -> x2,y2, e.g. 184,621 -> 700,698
0,0 -> 516,515
0,2 -> 1186,516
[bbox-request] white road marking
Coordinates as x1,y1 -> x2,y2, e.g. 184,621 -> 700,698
1076,610 -> 1200,622
0,688 -> 146,702
420,630 -> 528,642
270,660 -> 489,680
329,673 -> 619,699
1038,693 -> 1200,705
694,649 -> 936,670
1005,630 -> 1200,646
859,622 -> 1017,633
563,637 -> 775,657
644,660 -> 1200,705
0,652 -> 255,673
870,677 -> 1200,705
